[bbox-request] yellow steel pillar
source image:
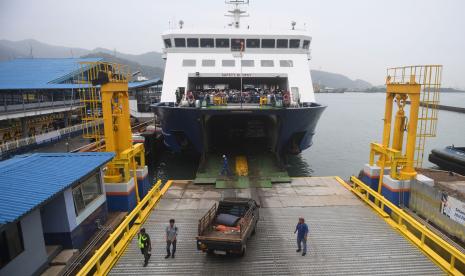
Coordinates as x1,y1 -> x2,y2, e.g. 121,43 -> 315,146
391,96 -> 406,151
400,91 -> 420,178
101,81 -> 133,183
381,93 -> 395,147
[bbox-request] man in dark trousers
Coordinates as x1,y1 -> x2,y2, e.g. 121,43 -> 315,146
220,154 -> 231,176
294,217 -> 309,256
165,218 -> 178,258
137,228 -> 152,266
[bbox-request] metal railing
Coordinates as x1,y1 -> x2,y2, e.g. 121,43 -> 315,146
0,120 -> 102,156
77,180 -> 172,276
349,176 -> 465,275
0,99 -> 81,114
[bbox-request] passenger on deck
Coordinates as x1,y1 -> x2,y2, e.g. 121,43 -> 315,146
220,154 -> 232,176
165,218 -> 178,259
294,217 -> 309,256
137,228 -> 152,267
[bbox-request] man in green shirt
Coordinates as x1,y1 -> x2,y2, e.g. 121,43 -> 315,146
137,228 -> 152,267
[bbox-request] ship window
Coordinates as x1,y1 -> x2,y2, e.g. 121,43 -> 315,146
261,39 -> 275,48
164,39 -> 172,48
290,39 -> 300,48
182,59 -> 196,67
0,222 -> 24,268
303,40 -> 310,49
200,38 -> 214,48
216,38 -> 229,48
261,60 -> 274,67
174,38 -> 186,47
246,39 -> 260,48
222,60 -> 235,67
280,60 -> 294,67
277,39 -> 288,48
231,38 -> 245,51
72,173 -> 103,216
241,60 -> 254,67
202,59 -> 215,67
187,38 -> 199,47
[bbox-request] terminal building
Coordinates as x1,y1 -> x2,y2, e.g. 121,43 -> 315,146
0,58 -> 161,159
0,152 -> 114,276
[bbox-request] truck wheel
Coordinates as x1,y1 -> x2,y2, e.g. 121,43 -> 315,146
239,245 -> 246,257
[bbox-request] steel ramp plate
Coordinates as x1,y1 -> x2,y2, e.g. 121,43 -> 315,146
110,177 -> 443,276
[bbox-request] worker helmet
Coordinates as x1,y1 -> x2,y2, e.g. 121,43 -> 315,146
222,155 -> 226,158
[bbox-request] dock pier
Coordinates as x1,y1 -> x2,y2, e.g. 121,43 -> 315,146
110,177 -> 442,275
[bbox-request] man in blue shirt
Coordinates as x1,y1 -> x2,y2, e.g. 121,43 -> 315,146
294,217 -> 309,256
220,154 -> 231,176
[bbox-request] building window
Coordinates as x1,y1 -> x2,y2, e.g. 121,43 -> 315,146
200,38 -> 214,48
241,60 -> 254,67
280,60 -> 294,67
174,38 -> 186,47
246,39 -> 260,48
222,60 -> 235,67
277,39 -> 288,48
261,60 -> 274,67
216,38 -> 229,48
202,59 -> 215,67
0,222 -> 24,269
261,39 -> 275,48
187,38 -> 199,47
303,40 -> 310,49
182,59 -> 196,67
289,39 -> 300,48
231,38 -> 245,51
72,173 -> 102,216
164,39 -> 172,48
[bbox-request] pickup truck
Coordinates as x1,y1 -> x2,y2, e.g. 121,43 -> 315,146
196,198 -> 259,256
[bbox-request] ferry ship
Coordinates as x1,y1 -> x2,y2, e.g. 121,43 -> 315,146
153,1 -> 325,161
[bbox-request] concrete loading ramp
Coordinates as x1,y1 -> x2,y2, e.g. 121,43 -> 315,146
110,177 -> 442,275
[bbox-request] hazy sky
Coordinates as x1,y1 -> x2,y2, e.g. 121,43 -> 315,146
1,0 -> 464,87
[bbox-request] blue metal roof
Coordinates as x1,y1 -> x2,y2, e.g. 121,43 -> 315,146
0,152 -> 114,224
0,58 -> 102,90
128,78 -> 162,89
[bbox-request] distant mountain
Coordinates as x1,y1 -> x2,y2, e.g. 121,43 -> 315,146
0,39 -> 164,69
311,70 -> 372,89
0,39 -> 165,79
92,48 -> 164,69
0,39 -> 90,59
81,52 -> 164,80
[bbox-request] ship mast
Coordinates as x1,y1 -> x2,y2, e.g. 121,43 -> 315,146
225,0 -> 249,28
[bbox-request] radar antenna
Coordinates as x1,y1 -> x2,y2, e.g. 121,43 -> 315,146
225,0 -> 249,29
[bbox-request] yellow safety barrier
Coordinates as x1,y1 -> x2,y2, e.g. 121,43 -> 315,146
77,180 -> 173,276
235,155 -> 248,176
348,176 -> 465,275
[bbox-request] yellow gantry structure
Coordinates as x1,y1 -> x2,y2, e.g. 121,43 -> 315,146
370,65 -> 442,184
79,61 -> 145,201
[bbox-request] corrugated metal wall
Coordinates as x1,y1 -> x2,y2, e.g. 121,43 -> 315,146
410,180 -> 465,243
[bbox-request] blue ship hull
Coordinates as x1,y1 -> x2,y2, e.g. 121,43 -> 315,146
153,103 -> 326,157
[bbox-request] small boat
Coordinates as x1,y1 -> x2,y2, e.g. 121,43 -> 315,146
429,146 -> 465,175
